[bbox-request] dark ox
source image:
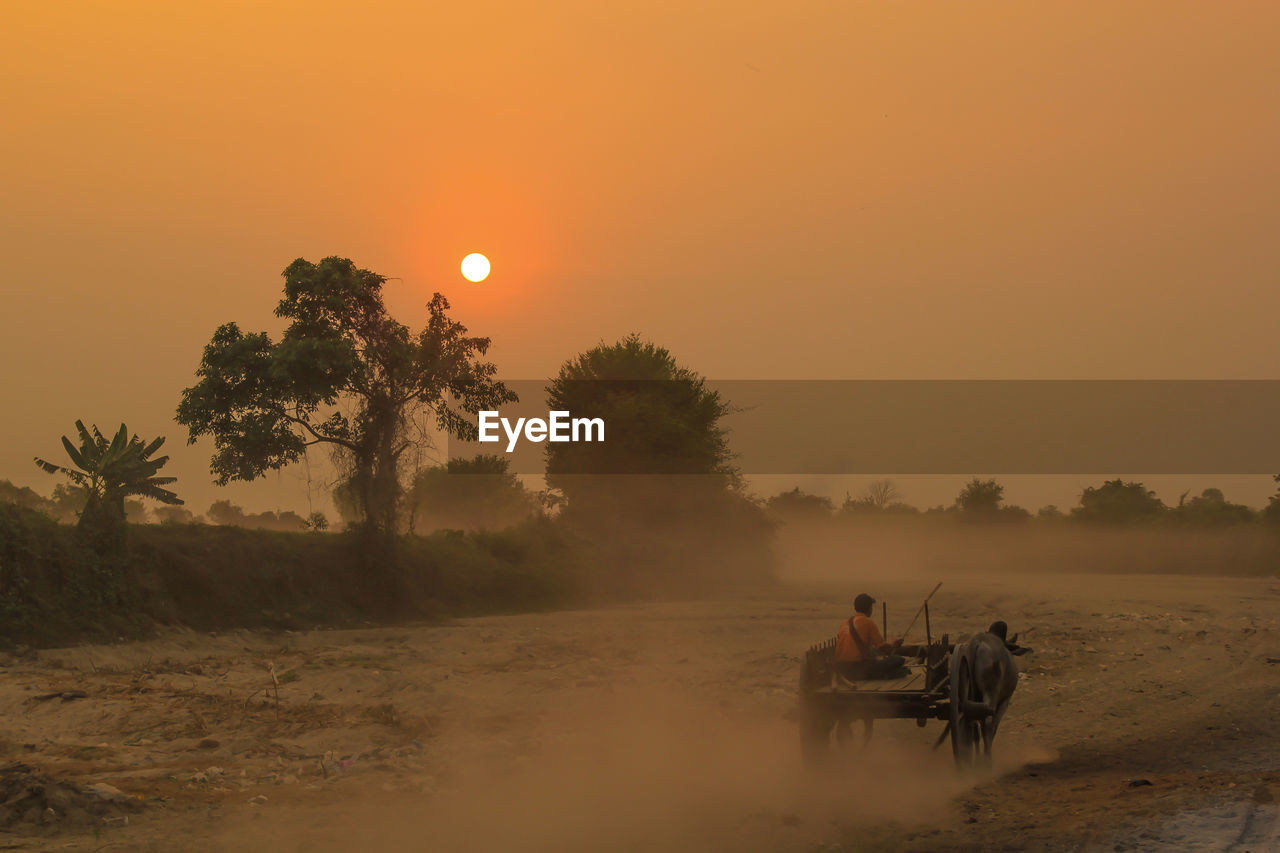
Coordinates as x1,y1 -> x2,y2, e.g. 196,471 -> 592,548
962,621 -> 1028,759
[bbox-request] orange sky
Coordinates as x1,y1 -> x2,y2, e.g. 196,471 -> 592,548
3,2 -> 1279,514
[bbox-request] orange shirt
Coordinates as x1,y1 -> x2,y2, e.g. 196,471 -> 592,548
834,614 -> 886,662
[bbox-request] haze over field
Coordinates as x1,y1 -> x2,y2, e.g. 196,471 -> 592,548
4,2 -> 1280,514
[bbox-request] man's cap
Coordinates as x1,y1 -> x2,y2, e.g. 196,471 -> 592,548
854,593 -> 876,612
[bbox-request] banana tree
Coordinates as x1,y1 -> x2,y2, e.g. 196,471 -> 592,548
34,421 -> 183,533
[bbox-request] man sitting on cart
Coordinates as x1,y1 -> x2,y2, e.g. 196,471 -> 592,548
834,593 -> 911,680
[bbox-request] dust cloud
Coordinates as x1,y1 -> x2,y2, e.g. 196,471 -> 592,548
771,519 -> 1280,586
220,686 -> 1046,852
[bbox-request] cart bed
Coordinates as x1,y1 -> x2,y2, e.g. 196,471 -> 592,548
822,663 -> 930,693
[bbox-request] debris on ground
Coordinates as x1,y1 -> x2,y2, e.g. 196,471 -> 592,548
0,762 -> 142,828
30,690 -> 88,702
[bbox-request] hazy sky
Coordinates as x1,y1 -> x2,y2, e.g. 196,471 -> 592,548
3,2 -> 1279,515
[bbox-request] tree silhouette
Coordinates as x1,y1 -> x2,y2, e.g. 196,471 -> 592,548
34,421 -> 182,550
408,455 -> 535,532
543,335 -> 771,589
842,479 -> 917,515
177,257 -> 515,534
1266,475 -> 1280,525
1173,487 -> 1256,526
767,487 -> 834,521
545,334 -> 735,486
955,478 -> 1004,515
1072,479 -> 1165,524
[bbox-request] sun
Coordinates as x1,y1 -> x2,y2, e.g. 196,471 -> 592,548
460,253 -> 491,282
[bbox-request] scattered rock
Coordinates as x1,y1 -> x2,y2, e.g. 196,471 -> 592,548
248,795 -> 268,805
188,766 -> 225,785
1127,779 -> 1153,788
197,738 -> 221,750
1254,785 -> 1274,804
86,783 -> 125,800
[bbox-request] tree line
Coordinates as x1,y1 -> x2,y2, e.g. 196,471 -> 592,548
15,255 -> 1280,566
766,477 -> 1280,527
0,480 -> 333,532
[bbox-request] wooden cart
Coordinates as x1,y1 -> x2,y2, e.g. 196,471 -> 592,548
797,632 -> 997,768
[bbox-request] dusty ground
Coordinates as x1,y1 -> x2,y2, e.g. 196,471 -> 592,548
1,571 -> 1278,851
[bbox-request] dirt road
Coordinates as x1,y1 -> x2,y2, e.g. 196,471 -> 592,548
1,572 -> 1278,851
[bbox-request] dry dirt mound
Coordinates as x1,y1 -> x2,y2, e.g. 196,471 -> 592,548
0,762 -> 142,829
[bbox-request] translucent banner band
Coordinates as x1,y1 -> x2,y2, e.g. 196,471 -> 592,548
446,380 -> 1280,475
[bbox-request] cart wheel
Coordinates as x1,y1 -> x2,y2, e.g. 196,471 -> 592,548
949,647 -> 983,768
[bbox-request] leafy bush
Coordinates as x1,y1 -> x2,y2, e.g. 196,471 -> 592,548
0,510 -> 582,646
0,504 -> 145,645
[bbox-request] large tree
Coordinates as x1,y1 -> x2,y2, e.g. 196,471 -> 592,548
543,335 -> 772,591
545,334 -> 736,490
177,257 -> 516,533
